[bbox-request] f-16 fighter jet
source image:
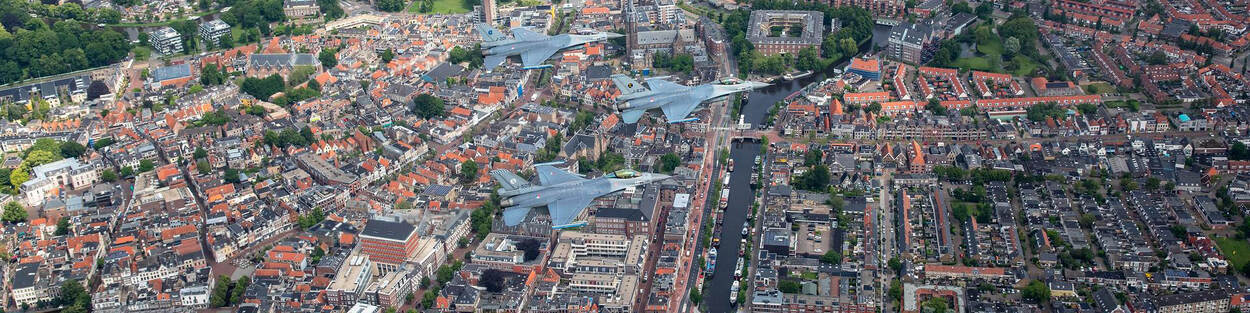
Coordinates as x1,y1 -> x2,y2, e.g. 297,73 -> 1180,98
475,23 -> 622,71
490,163 -> 669,229
611,74 -> 770,124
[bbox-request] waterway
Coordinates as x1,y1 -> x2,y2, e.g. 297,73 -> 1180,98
704,141 -> 760,313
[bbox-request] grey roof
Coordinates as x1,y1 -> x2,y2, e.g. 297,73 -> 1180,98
361,219 -> 416,242
152,64 -> 192,82
249,54 -> 319,68
424,63 -> 465,83
585,65 -> 612,80
746,10 -> 824,45
11,263 -> 38,289
595,207 -> 648,221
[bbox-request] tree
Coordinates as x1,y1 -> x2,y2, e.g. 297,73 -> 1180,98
794,165 -> 831,191
318,48 -> 338,68
55,217 -> 70,236
516,238 -> 540,261
820,250 -> 842,264
139,159 -> 156,172
224,276 -> 250,305
411,94 -> 446,118
224,168 -> 242,183
778,280 -> 801,293
58,280 -> 91,313
197,160 -> 212,175
1021,280 -> 1051,303
659,153 -> 681,173
297,207 -> 327,229
101,169 -> 117,181
804,149 -> 823,166
2,202 -> 27,223
376,0 -> 405,12
922,297 -> 949,313
240,74 -> 286,100
381,48 -> 395,63
1231,142 -> 1250,160
864,102 -> 881,114
60,141 -> 86,158
839,38 -> 858,57
1004,36 -> 1021,56
689,289 -> 702,304
479,269 -> 506,292
925,98 -> 948,115
194,147 -> 209,159
448,44 -> 484,69
460,160 -> 479,184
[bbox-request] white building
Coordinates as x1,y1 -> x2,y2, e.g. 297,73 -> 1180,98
198,20 -> 231,46
150,27 -> 183,56
20,158 -> 101,206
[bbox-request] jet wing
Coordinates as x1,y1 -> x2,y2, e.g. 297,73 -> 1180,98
484,54 -> 507,71
536,164 -> 583,186
612,74 -> 648,95
510,27 -> 546,41
489,170 -> 531,191
548,196 -> 594,228
645,78 -> 688,92
659,94 -> 703,122
520,46 -> 561,67
620,109 -> 646,124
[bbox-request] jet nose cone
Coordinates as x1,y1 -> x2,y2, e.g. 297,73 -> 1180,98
749,81 -> 772,89
603,32 -> 625,39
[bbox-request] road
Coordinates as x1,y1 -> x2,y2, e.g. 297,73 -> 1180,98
133,126 -> 218,269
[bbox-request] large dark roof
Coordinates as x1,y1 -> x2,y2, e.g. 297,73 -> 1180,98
596,207 -> 648,221
361,219 -> 416,242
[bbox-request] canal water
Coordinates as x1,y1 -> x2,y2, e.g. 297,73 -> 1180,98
704,141 -> 760,313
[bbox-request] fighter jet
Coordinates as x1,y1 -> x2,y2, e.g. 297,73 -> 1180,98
611,74 -> 770,124
490,163 -> 669,229
475,24 -> 622,71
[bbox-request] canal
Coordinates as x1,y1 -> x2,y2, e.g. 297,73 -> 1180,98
704,140 -> 760,313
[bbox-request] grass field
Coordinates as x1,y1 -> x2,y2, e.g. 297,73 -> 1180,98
1083,82 -> 1115,95
1216,237 -> 1250,270
1010,55 -> 1037,77
953,57 -> 995,72
978,42 -> 1003,56
408,0 -> 470,14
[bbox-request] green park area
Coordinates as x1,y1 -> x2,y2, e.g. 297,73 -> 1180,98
409,0 -> 471,14
1216,237 -> 1250,271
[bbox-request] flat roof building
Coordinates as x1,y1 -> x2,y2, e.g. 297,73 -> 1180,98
359,219 -> 419,272
747,10 -> 824,56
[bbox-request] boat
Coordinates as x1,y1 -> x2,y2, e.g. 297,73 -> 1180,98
706,248 -> 718,273
783,70 -> 813,81
742,222 -> 749,237
730,281 -> 740,303
720,189 -> 730,209
754,156 -> 761,165
735,257 -> 745,278
727,159 -> 735,170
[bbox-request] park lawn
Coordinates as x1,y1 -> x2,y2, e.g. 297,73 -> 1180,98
1010,55 -> 1038,77
953,57 -> 995,72
1216,237 -> 1250,270
978,40 -> 1003,56
408,0 -> 470,14
1083,82 -> 1115,95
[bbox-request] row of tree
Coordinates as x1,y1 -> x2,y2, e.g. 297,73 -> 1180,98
0,8 -> 131,84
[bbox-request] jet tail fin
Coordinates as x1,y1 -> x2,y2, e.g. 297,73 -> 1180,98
611,74 -> 649,95
476,24 -> 507,42
490,170 -> 531,192
502,206 -> 532,226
